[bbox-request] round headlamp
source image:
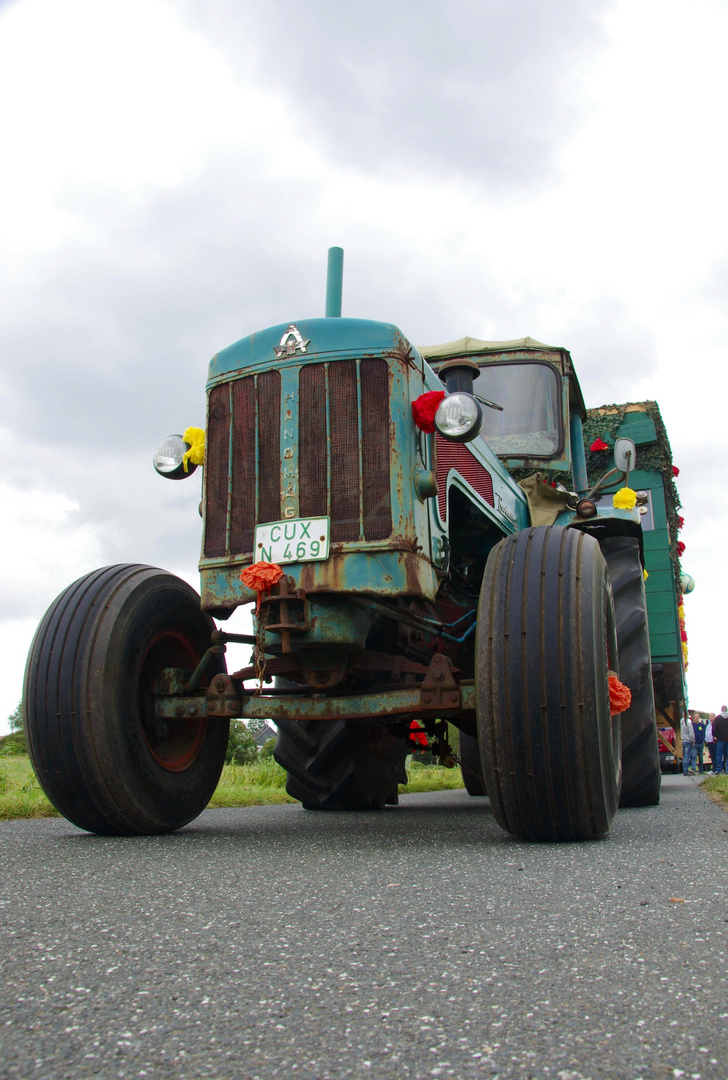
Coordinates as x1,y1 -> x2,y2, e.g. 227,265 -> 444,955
434,392 -> 483,443
153,435 -> 196,480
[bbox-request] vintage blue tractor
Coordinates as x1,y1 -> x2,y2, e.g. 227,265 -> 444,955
24,249 -> 660,839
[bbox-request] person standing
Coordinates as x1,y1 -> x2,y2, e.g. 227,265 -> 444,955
706,713 -> 716,772
681,714 -> 697,776
712,706 -> 728,775
692,713 -> 707,774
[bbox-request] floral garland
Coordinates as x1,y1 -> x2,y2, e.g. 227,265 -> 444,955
678,595 -> 688,671
583,400 -> 683,597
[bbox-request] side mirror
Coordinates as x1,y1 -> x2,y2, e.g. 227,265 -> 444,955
613,437 -> 636,474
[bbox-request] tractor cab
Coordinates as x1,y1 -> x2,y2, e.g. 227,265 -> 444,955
421,336 -> 588,486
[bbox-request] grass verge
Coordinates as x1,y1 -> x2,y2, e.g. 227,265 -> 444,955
0,752 -> 465,820
701,773 -> 728,810
399,759 -> 465,793
0,756 -> 58,820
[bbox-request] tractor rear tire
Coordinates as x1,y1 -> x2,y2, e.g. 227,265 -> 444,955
274,718 -> 409,810
23,565 -> 229,835
600,536 -> 661,807
459,732 -> 487,796
476,526 -> 622,842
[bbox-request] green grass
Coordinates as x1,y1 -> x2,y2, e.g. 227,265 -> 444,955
207,757 -> 296,808
399,759 -> 465,793
701,773 -> 728,809
0,751 -> 464,820
0,755 -> 58,820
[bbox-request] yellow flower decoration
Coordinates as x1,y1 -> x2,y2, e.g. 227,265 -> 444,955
182,426 -> 205,472
613,487 -> 637,510
643,569 -> 649,581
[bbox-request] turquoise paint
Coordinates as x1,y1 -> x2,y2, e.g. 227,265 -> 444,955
200,548 -> 441,610
280,366 -> 299,520
207,318 -> 414,385
263,597 -> 372,652
325,247 -> 344,317
570,412 -> 588,493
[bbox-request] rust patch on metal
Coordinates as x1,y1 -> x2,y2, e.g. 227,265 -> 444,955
206,673 -> 242,717
385,333 -> 417,370
420,653 -> 461,711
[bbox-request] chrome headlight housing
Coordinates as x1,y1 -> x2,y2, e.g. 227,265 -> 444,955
434,393 -> 483,443
153,435 -> 196,480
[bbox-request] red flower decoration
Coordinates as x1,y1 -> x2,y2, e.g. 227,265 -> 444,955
409,720 -> 429,747
608,674 -> 632,716
672,465 -> 680,477
677,541 -> 686,556
680,629 -> 688,643
412,390 -> 445,433
590,437 -> 609,451
677,515 -> 684,529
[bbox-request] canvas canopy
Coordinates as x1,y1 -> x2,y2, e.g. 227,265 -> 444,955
418,336 -> 560,361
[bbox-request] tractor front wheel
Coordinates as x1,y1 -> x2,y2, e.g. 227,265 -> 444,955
24,565 -> 229,835
476,526 -> 621,842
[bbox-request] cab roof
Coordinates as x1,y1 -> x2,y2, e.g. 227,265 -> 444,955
418,335 -> 553,359
418,335 -> 587,419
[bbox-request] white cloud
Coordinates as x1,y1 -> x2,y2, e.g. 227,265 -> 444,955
1,0 -> 727,732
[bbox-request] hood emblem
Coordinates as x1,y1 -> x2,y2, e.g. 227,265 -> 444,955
274,324 -> 310,358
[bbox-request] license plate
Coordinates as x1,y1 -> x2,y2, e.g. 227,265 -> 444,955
254,517 -> 330,565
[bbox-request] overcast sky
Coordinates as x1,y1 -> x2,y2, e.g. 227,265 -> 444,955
1,0 -> 727,733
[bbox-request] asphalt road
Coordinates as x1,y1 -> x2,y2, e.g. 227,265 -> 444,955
1,774 -> 727,1080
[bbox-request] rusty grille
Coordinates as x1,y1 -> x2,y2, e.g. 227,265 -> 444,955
204,359 -> 392,559
229,377 -> 256,555
329,360 -> 360,542
298,364 -> 327,520
204,384 -> 231,558
360,358 -> 392,540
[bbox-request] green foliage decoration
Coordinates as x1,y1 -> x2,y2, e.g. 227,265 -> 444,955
583,400 -> 684,596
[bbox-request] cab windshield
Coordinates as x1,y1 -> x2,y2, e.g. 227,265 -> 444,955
473,361 -> 562,458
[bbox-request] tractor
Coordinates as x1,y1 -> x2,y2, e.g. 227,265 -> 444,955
24,249 -> 660,841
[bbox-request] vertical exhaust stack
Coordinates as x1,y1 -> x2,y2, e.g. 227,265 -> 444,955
325,246 -> 344,317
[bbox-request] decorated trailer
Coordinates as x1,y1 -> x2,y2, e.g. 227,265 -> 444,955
24,250 -> 662,841
583,402 -> 689,769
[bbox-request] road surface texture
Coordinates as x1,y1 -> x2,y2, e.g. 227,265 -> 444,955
1,774 -> 726,1080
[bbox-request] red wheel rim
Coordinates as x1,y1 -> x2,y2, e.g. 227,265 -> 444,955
140,629 -> 208,773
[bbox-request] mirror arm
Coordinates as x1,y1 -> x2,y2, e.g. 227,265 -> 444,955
586,467 -> 625,501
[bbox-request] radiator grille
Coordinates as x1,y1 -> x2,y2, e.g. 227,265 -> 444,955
436,435 -> 494,522
204,359 -> 392,559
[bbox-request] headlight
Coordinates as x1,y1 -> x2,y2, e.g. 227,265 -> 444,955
434,393 -> 483,443
153,435 -> 197,480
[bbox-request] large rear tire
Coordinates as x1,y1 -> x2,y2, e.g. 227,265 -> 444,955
274,718 -> 409,810
600,536 -> 661,807
24,565 -> 229,835
459,732 -> 487,796
476,526 -> 621,842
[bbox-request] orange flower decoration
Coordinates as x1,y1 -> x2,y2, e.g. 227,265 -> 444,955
608,674 -> 632,716
241,561 -> 284,612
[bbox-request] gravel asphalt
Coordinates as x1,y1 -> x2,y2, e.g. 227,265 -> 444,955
1,773 -> 727,1080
